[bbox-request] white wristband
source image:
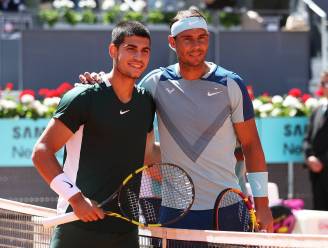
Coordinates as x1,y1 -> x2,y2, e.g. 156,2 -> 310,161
50,173 -> 81,201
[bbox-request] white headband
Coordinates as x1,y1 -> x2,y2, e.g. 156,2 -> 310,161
170,16 -> 208,37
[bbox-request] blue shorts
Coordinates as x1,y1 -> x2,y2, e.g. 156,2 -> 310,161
159,202 -> 247,231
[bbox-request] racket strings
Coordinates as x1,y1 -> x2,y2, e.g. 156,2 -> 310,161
140,199 -> 157,223
217,191 -> 251,232
126,188 -> 140,220
119,163 -> 194,225
161,165 -> 193,210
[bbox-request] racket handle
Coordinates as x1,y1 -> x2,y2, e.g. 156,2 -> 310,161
42,212 -> 79,228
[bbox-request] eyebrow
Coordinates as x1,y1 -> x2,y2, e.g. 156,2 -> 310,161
123,43 -> 150,50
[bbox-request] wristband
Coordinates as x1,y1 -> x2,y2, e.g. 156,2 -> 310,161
50,173 -> 81,201
246,172 -> 268,197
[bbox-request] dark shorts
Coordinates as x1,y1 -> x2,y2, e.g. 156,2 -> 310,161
50,223 -> 139,248
159,202 -> 246,231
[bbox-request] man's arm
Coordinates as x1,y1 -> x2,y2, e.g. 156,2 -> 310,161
144,130 -> 161,165
32,118 -> 104,222
234,119 -> 273,232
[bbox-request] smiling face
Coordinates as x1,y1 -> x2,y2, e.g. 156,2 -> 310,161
110,35 -> 151,79
169,28 -> 209,67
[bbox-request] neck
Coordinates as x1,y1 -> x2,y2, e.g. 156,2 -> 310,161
179,62 -> 210,80
107,69 -> 135,103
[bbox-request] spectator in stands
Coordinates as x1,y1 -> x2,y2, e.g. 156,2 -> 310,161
303,71 -> 328,210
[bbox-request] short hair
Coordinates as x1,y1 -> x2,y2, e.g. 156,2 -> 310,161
111,21 -> 151,47
170,9 -> 207,29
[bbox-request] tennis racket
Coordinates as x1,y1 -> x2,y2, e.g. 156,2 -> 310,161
214,188 -> 258,232
43,163 -> 195,228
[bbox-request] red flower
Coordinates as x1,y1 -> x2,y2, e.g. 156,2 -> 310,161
19,89 -> 35,99
39,88 -> 50,97
44,89 -> 60,98
315,87 -> 324,97
246,85 -> 255,100
288,88 -> 302,97
262,92 -> 269,97
301,94 -> 311,102
5,82 -> 14,90
57,82 -> 73,96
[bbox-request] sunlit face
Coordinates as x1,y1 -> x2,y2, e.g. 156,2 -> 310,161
169,28 -> 209,67
110,35 -> 151,79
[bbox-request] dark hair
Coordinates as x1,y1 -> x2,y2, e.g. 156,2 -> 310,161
111,21 -> 151,47
169,9 -> 207,29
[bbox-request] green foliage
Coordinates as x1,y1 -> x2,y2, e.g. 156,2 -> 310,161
163,12 -> 176,24
201,11 -> 212,24
63,9 -> 82,25
103,5 -> 121,24
219,12 -> 241,28
81,9 -> 97,24
39,9 -> 60,27
146,10 -> 165,24
122,11 -> 143,22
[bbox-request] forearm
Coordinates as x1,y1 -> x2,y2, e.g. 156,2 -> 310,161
242,141 -> 269,209
242,138 -> 267,173
32,143 -> 63,185
145,142 -> 161,164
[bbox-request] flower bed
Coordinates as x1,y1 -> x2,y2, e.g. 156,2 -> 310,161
1,83 -> 326,119
247,86 -> 327,118
0,82 -> 73,119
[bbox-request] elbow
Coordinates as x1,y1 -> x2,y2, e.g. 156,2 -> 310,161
31,143 -> 47,169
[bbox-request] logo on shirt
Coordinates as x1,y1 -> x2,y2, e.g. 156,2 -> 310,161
166,88 -> 175,94
63,180 -> 73,188
207,90 -> 223,96
120,109 -> 130,115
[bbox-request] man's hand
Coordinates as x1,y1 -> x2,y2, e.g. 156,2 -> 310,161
68,192 -> 104,222
306,155 -> 323,173
79,71 -> 104,84
253,197 -> 273,232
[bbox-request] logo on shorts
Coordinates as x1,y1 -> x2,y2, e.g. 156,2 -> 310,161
120,110 -> 130,115
63,180 -> 73,188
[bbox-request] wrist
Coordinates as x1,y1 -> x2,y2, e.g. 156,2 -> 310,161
50,173 -> 81,202
247,172 -> 268,197
68,192 -> 84,206
253,197 -> 269,209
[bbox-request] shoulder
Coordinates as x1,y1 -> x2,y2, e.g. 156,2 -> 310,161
139,64 -> 182,86
59,84 -> 95,103
58,84 -> 105,110
206,65 -> 243,86
135,85 -> 154,101
138,68 -> 163,87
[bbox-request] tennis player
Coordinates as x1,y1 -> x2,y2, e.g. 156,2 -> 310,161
32,21 -> 157,247
80,9 -> 273,232
139,9 -> 273,232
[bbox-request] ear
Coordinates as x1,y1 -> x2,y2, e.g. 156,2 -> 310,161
168,35 -> 176,49
109,43 -> 117,59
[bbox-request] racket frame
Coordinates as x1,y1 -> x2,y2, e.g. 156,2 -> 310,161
214,188 -> 257,232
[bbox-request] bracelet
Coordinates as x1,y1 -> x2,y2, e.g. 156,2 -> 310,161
246,172 -> 268,197
50,173 -> 81,201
